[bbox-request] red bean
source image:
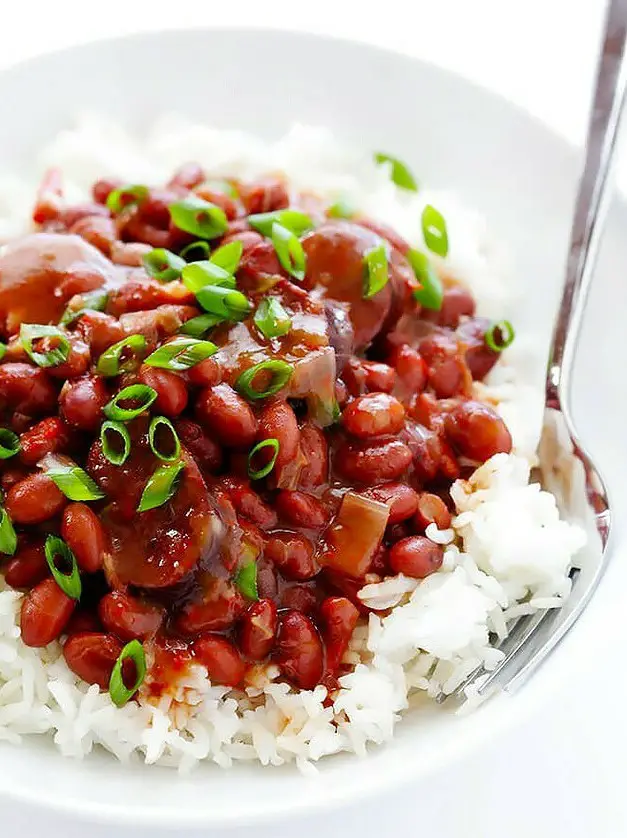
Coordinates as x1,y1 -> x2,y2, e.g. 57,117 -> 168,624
186,357 -> 221,388
256,556 -> 278,600
220,477 -> 278,529
167,162 -> 205,190
0,363 -> 57,416
414,492 -> 452,532
175,579 -> 247,635
239,178 -> 289,214
92,178 -> 121,205
75,311 -> 126,357
99,591 -> 164,641
457,317 -> 500,381
4,541 -> 48,589
424,286 -> 475,328
388,536 -> 444,578
274,611 -> 324,690
60,203 -> 111,228
388,344 -> 427,394
342,392 -> 405,439
275,490 -> 330,529
65,609 -> 102,635
6,473 -> 66,524
59,375 -> 108,431
139,366 -> 188,417
342,358 -> 396,396
238,239 -> 284,286
363,482 -> 420,524
20,578 -> 75,647
419,333 -> 471,399
47,337 -> 91,380
445,400 -> 512,462
239,599 -> 278,660
61,503 -> 107,573
0,467 -> 27,493
175,418 -> 222,473
63,632 -> 123,689
280,584 -> 319,614
69,215 -> 117,256
298,423 -> 329,489
192,635 -> 246,687
320,596 -> 359,675
335,439 -> 412,484
19,417 -> 70,466
194,187 -> 238,221
257,400 -> 300,472
195,384 -> 257,449
265,531 -> 318,581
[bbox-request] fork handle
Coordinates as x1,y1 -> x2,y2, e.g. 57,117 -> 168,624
547,0 -> 627,405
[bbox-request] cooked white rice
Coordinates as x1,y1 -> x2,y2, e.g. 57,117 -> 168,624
0,116 -> 585,772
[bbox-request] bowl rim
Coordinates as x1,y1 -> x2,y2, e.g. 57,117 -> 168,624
0,24 -> 603,830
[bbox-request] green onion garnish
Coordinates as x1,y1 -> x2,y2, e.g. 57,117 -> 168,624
41,455 -> 105,501
201,178 -> 239,198
20,324 -> 71,368
59,289 -> 109,326
180,240 -> 211,262
271,222 -> 306,281
142,248 -> 186,283
181,260 -> 236,294
0,508 -> 17,556
148,416 -> 181,463
44,535 -> 81,600
195,285 -> 251,321
234,560 -> 259,600
374,152 -> 418,191
179,313 -> 224,338
247,438 -> 280,480
421,204 -> 449,257
210,240 -> 244,275
363,244 -> 389,299
408,249 -> 444,311
169,196 -> 228,239
0,428 -> 20,460
144,336 -> 218,371
106,184 -> 149,214
96,334 -> 146,378
327,198 -> 357,219
137,460 -> 185,512
0,343 -> 5,362
108,639 -> 146,707
485,320 -> 515,352
235,359 -> 293,401
103,384 -> 157,422
247,209 -> 314,238
100,420 -> 131,466
253,297 -> 292,339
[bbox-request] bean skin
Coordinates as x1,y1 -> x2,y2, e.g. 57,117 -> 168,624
175,580 -> 247,635
6,473 -> 66,524
334,439 -> 412,484
239,599 -> 278,660
257,400 -> 300,471
139,366 -> 188,417
20,578 -> 75,647
239,178 -> 289,214
363,483 -> 420,524
220,477 -> 278,529
63,632 -> 123,689
298,423 -> 329,489
98,591 -> 164,641
413,492 -> 452,532
0,363 -> 57,416
19,417 -> 70,466
388,344 -> 427,394
175,418 -> 222,473
274,610 -> 324,690
388,536 -> 444,578
4,541 -> 49,589
61,503 -> 107,573
59,375 -> 108,431
445,400 -> 512,462
342,392 -> 405,439
192,635 -> 246,687
275,490 -> 330,529
320,596 -> 360,675
195,384 -> 257,448
265,531 -> 318,581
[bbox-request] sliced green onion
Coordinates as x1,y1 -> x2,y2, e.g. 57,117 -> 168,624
137,460 -> 185,512
247,438 -> 280,480
0,428 -> 20,460
210,240 -> 244,274
181,260 -> 236,294
180,240 -> 211,262
0,342 -> 5,362
195,285 -> 251,321
20,324 -> 70,368
485,320 -> 515,352
103,384 -> 157,422
144,336 -> 218,371
109,639 -> 146,707
106,184 -> 149,214
0,508 -> 17,556
363,244 -> 389,299
271,222 -> 306,281
201,178 -> 239,198
169,196 -> 228,240
234,560 -> 258,600
149,416 -> 181,463
331,399 -> 342,423
179,313 -> 224,338
59,289 -> 108,326
253,297 -> 292,340
44,535 -> 81,600
235,359 -> 293,401
374,152 -> 418,191
142,248 -> 186,283
408,249 -> 444,311
421,204 -> 449,257
100,420 -> 131,466
96,334 -> 146,377
327,198 -> 357,219
247,209 -> 314,238
41,455 -> 105,501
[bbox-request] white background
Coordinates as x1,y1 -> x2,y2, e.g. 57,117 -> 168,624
0,1 -> 624,835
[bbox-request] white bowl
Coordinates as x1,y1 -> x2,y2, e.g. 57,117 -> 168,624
0,27 -> 624,831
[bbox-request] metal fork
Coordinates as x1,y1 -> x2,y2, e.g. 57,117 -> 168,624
439,0 -> 626,705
